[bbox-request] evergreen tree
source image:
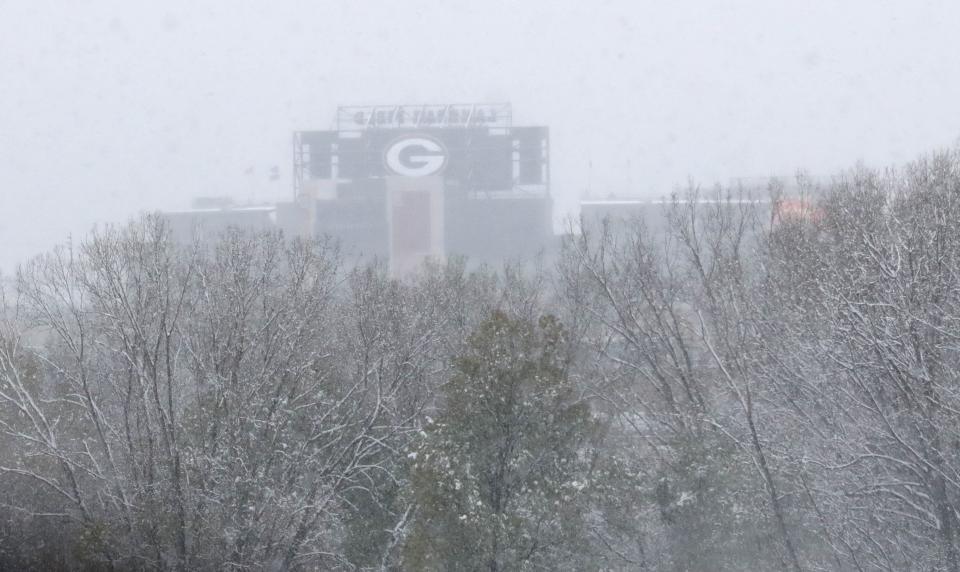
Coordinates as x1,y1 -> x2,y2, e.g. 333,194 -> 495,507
404,311 -> 595,571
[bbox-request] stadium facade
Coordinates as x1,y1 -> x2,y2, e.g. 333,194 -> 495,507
166,103 -> 555,275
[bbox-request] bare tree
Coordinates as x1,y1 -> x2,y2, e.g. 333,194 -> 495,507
0,216 -> 438,570
558,187 -> 808,571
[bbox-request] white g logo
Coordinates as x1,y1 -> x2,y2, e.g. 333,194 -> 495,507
384,136 -> 447,177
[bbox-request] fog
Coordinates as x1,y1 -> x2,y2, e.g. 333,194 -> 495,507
3,0 -> 960,272
9,3 -> 960,570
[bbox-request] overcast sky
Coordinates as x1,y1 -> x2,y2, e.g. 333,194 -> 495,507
3,0 -> 960,272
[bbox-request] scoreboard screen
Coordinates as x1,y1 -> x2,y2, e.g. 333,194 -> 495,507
299,125 -> 547,193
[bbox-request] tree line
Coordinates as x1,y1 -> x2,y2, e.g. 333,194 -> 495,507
3,150 -> 960,570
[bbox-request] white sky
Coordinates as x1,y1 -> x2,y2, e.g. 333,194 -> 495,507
2,0 -> 960,272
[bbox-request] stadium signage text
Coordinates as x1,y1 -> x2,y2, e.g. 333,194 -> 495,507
344,104 -> 508,130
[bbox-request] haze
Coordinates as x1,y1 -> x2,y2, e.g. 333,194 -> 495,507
2,0 -> 960,272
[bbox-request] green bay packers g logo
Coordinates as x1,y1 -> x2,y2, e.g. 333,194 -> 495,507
384,136 -> 448,177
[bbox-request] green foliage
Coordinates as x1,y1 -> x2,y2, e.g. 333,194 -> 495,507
72,520 -> 113,570
404,311 -> 596,571
653,431 -> 778,571
340,478 -> 403,569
